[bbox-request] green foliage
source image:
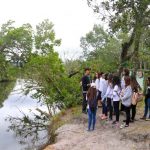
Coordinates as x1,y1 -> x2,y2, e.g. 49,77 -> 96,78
25,51 -> 81,109
0,81 -> 16,108
80,24 -> 121,72
87,0 -> 150,73
35,19 -> 61,55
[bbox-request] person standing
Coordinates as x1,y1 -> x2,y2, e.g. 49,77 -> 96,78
97,72 -> 103,107
130,75 -> 142,122
81,68 -> 91,114
95,72 -> 100,91
102,74 -> 113,120
87,83 -> 98,131
100,73 -> 108,119
140,77 -> 150,121
120,68 -> 130,112
112,75 -> 121,126
120,76 -> 132,128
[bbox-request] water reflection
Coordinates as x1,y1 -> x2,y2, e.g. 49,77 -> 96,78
0,79 -> 49,150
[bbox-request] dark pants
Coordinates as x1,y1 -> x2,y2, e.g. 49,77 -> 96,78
144,98 -> 150,118
82,93 -> 87,112
107,98 -> 113,120
124,106 -> 131,125
113,101 -> 120,122
120,103 -> 125,111
131,104 -> 136,120
88,108 -> 97,130
102,98 -> 107,115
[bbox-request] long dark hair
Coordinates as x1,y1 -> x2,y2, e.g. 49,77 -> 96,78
130,75 -> 140,92
124,76 -> 131,87
108,73 -> 113,84
112,75 -> 121,88
87,87 -> 97,101
147,77 -> 150,86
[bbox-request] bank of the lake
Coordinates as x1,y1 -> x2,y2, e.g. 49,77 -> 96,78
44,103 -> 150,150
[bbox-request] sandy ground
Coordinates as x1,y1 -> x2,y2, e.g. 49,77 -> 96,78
44,107 -> 150,150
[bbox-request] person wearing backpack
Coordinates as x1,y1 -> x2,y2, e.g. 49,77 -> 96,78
87,83 -> 98,131
120,76 -> 132,128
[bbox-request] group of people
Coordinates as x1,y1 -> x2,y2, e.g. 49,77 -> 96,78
81,68 -> 150,131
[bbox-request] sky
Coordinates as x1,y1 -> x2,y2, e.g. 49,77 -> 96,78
0,0 -> 100,59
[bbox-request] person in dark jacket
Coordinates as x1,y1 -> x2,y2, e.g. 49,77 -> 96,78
87,83 -> 98,131
141,77 -> 150,121
81,68 -> 91,114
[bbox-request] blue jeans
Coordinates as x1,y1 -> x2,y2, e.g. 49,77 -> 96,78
144,98 -> 150,118
88,108 -> 97,130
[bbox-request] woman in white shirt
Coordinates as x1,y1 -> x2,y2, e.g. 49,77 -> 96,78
112,75 -> 121,126
102,74 -> 113,120
100,73 -> 108,119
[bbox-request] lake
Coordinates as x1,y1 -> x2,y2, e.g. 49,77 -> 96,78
0,79 -> 48,150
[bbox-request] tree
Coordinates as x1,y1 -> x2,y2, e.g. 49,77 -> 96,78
35,19 -> 61,55
80,24 -> 121,72
87,0 -> 150,75
0,20 -> 33,64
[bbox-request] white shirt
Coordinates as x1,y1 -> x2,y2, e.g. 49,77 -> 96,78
95,78 -> 100,90
113,85 -> 121,101
98,77 -> 103,92
101,79 -> 108,101
103,83 -> 113,99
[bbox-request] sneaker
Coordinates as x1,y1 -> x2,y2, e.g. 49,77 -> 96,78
146,118 -> 150,121
99,114 -> 104,117
120,123 -> 126,129
101,116 -> 108,120
130,119 -> 134,123
112,121 -> 118,125
120,124 -> 129,129
115,122 -> 120,128
125,124 -> 129,127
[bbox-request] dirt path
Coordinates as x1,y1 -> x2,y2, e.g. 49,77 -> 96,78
44,106 -> 150,150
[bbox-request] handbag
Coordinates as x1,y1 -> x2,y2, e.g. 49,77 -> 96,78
132,92 -> 143,105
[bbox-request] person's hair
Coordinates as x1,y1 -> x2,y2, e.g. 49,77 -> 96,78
93,76 -> 97,81
130,75 -> 139,92
97,72 -> 101,79
124,76 -> 131,87
87,87 -> 97,102
108,73 -> 113,84
99,72 -> 104,76
84,67 -> 91,72
112,75 -> 121,88
147,77 -> 150,86
123,68 -> 130,76
104,73 -> 109,80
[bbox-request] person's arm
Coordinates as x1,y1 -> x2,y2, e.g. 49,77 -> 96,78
120,87 -> 132,101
